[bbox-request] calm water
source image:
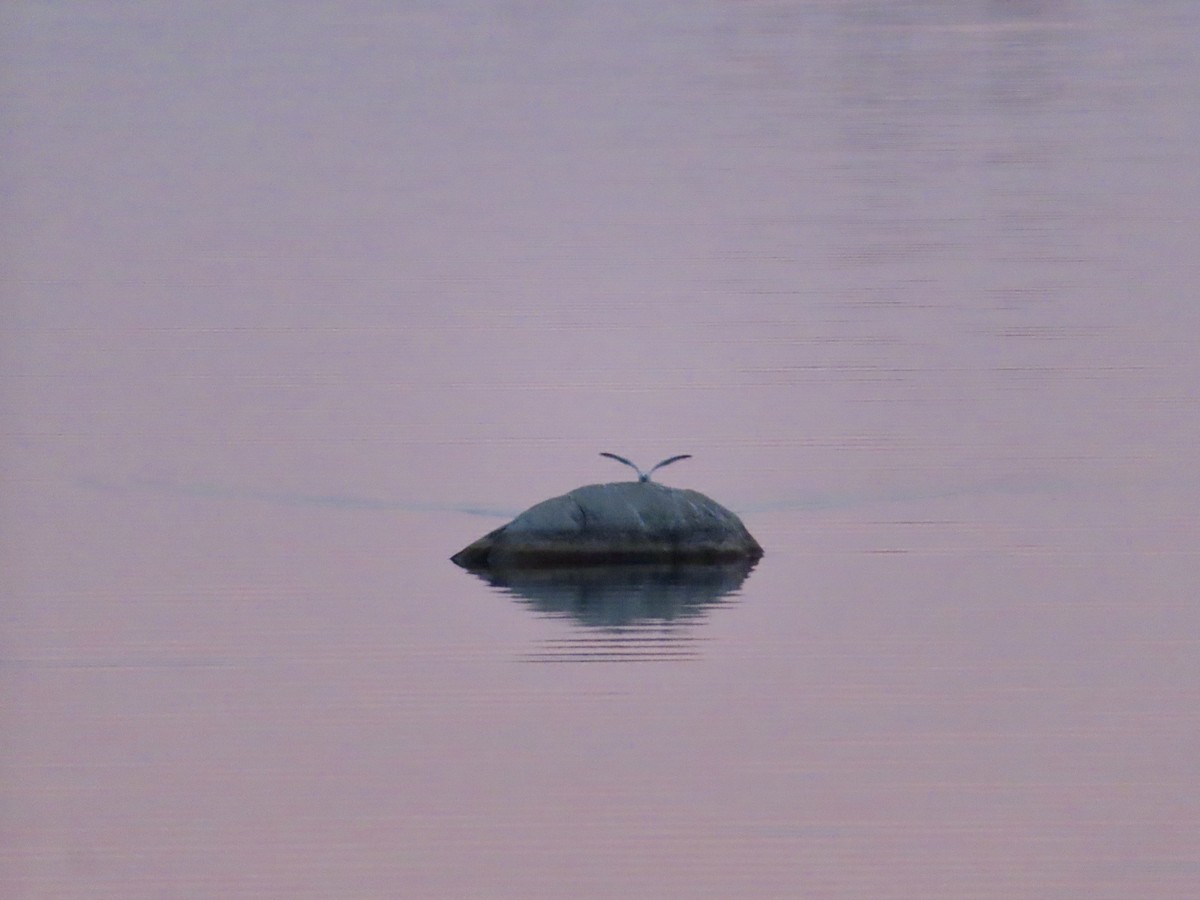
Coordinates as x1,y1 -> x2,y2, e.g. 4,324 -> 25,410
4,2 -> 1199,897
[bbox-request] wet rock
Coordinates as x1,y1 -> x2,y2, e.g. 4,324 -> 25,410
451,481 -> 763,569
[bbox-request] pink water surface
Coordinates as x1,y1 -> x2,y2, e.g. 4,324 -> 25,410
4,2 -> 1198,897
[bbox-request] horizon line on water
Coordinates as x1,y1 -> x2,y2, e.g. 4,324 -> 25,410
76,475 -> 520,519
78,474 -> 1083,520
734,476 -> 1083,515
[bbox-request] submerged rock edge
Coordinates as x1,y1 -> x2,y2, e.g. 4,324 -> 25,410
451,481 -> 764,570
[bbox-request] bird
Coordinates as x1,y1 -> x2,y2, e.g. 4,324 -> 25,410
599,452 -> 692,483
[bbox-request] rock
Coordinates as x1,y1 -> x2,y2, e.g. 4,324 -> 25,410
450,481 -> 763,569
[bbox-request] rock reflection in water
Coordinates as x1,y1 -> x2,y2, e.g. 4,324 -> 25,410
467,560 -> 757,662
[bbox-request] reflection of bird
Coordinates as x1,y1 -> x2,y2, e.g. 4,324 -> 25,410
600,452 -> 693,483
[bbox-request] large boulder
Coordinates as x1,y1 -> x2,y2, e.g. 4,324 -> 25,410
451,481 -> 763,569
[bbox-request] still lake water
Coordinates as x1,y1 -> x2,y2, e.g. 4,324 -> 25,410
4,2 -> 1198,896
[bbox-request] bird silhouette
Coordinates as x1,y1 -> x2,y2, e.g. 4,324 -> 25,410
599,452 -> 692,483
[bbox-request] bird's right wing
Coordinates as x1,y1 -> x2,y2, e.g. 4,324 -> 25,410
647,454 -> 693,475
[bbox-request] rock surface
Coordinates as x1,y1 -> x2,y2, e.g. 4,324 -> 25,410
451,481 -> 763,569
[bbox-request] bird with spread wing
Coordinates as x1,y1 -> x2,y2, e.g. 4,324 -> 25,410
599,452 -> 692,483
